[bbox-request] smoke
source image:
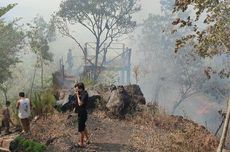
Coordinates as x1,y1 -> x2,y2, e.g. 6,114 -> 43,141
2,0 -> 229,137
127,0 -> 230,134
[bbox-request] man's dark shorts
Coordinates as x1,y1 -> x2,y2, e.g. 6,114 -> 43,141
1,119 -> 9,128
78,111 -> 87,132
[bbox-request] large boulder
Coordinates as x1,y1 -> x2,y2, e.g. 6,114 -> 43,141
106,86 -> 130,117
124,84 -> 146,105
105,85 -> 145,117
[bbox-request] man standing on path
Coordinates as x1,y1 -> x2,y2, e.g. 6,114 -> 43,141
1,101 -> 14,135
75,82 -> 90,147
16,92 -> 31,134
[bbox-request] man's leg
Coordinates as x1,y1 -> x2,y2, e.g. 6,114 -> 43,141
20,119 -> 25,132
5,120 -> 10,134
25,118 -> 30,132
20,118 -> 28,132
78,116 -> 84,147
0,120 -> 5,134
80,131 -> 84,146
84,128 -> 89,142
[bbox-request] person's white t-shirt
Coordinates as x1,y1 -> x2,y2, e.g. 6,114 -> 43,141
18,98 -> 31,119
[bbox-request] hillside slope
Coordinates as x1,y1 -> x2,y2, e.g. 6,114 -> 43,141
19,108 -> 219,152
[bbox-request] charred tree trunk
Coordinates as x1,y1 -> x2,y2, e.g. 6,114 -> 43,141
217,98 -> 230,152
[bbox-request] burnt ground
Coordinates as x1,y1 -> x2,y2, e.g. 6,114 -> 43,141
15,108 -> 220,152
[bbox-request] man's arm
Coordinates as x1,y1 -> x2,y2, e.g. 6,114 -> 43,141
16,100 -> 20,109
79,92 -> 89,106
29,99 -> 32,109
9,117 -> 15,126
77,93 -> 83,106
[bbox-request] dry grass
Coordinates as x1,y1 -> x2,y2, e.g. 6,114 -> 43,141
16,103 -> 219,152
129,106 -> 219,152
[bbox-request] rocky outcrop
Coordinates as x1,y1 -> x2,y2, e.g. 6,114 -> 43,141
105,84 -> 146,117
56,84 -> 146,117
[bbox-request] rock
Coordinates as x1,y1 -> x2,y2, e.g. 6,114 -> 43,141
60,95 -> 76,112
0,136 -> 16,152
0,147 -> 9,152
59,90 -> 102,113
2,138 -> 13,150
124,84 -> 146,105
106,85 -> 145,117
79,84 -> 146,117
124,84 -> 143,96
106,88 -> 126,116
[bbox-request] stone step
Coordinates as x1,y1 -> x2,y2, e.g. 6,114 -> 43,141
0,133 -> 18,151
223,149 -> 230,152
0,147 -> 9,152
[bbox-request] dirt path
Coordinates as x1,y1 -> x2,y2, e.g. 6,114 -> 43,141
26,112 -> 141,152
75,113 -> 139,152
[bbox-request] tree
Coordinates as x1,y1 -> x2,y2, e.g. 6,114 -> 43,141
27,16 -> 55,89
0,82 -> 9,103
0,4 -> 24,103
139,0 -> 208,113
0,3 -> 17,18
171,48 -> 206,113
173,0 -> 230,78
55,0 -> 140,81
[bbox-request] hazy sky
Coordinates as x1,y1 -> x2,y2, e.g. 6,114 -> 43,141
0,0 -> 162,63
1,0 -> 161,22
0,0 -> 162,77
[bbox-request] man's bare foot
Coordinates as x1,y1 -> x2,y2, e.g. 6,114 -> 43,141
76,142 -> 85,148
84,139 -> 91,144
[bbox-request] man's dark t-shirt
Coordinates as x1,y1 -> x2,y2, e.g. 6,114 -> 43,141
76,90 -> 88,115
76,90 -> 88,132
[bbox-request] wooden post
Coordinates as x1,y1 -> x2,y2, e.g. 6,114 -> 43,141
217,98 -> 230,152
120,44 -> 125,84
127,48 -> 131,84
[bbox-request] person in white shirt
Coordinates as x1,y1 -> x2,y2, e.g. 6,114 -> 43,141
16,92 -> 31,133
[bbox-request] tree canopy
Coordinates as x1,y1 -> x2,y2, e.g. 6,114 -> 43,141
55,0 -> 140,80
139,0 -> 210,113
27,16 -> 54,63
0,3 -> 17,18
173,0 -> 230,77
0,4 -> 24,84
27,16 -> 55,88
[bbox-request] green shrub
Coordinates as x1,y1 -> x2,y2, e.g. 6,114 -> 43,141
10,136 -> 46,152
81,77 -> 95,88
31,89 -> 56,116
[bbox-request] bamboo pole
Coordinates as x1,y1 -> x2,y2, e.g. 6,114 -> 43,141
217,98 -> 230,152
